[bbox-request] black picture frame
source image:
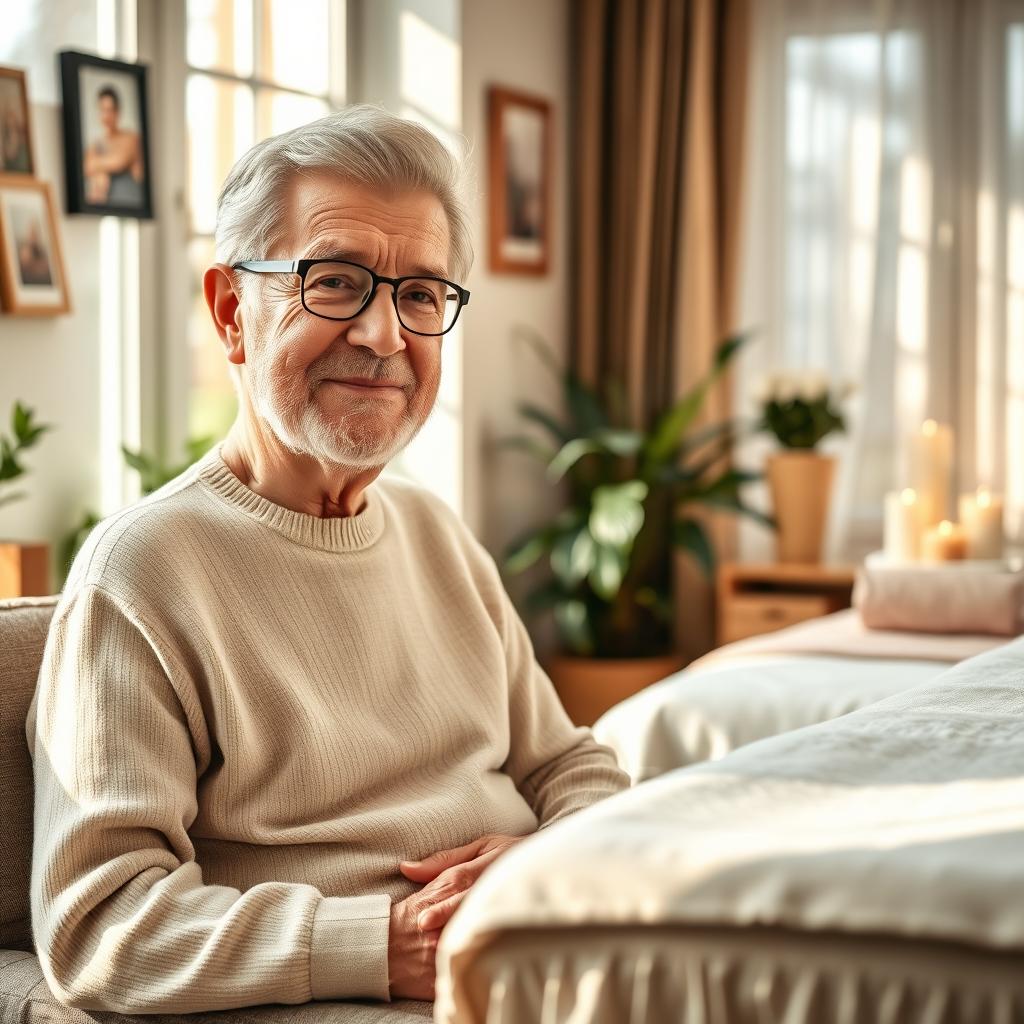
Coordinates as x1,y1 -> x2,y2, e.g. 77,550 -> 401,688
58,50 -> 154,219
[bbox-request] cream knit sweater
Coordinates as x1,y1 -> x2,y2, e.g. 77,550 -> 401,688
25,442 -> 630,1013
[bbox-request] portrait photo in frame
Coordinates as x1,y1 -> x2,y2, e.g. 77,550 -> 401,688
0,177 -> 71,315
487,86 -> 552,275
59,50 -> 153,218
0,66 -> 35,176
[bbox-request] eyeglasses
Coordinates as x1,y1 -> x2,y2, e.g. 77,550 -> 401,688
230,258 -> 471,337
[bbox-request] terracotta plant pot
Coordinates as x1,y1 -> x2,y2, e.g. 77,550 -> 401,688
0,542 -> 51,599
542,651 -> 688,727
766,451 -> 836,564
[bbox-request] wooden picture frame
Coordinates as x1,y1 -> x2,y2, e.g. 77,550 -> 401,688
58,50 -> 154,219
0,66 -> 35,177
0,177 -> 71,316
487,86 -> 552,275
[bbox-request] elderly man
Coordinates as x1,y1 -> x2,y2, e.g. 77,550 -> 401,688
26,105 -> 629,1014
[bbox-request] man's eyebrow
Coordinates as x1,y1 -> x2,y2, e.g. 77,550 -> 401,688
302,244 -> 449,279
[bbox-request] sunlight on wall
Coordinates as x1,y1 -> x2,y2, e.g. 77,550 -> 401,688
400,11 -> 460,131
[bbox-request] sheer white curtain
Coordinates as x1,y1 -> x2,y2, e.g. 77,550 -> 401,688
736,0 -> 1024,562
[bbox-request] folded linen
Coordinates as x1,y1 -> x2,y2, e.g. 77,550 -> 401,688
854,565 -> 1024,635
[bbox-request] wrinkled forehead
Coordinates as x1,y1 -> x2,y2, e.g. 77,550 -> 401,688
272,171 -> 452,279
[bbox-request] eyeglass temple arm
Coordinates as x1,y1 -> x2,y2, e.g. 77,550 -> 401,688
232,260 -> 300,272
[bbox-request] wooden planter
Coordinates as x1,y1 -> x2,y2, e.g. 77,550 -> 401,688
542,651 -> 688,727
0,542 -> 50,599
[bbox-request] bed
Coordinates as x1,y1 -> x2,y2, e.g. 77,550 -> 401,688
592,608 -> 1004,781
433,632 -> 1024,1023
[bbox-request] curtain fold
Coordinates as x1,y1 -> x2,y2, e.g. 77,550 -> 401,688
570,0 -> 751,659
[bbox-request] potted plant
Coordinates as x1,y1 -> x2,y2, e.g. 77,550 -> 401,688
0,401 -> 54,598
756,371 -> 849,563
498,331 -> 770,725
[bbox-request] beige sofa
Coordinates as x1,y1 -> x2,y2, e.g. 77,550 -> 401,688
0,596 -> 433,1024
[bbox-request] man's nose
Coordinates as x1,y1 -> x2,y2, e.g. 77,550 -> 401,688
344,284 -> 405,358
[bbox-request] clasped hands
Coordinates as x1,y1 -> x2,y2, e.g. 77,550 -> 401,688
387,833 -> 525,1000
399,832 -> 524,932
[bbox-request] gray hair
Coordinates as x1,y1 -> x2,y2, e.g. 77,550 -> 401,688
214,104 -> 474,283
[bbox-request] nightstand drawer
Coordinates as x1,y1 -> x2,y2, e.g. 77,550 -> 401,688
719,594 -> 834,645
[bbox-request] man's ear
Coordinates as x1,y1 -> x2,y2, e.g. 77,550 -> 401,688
204,263 -> 245,366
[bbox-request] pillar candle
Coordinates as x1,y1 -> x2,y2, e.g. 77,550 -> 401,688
909,420 -> 953,528
883,488 -> 921,562
958,487 -> 1005,560
921,520 -> 969,562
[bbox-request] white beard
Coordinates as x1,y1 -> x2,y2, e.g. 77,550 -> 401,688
249,350 -> 428,470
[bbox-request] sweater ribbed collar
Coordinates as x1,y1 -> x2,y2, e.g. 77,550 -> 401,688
196,441 -> 386,552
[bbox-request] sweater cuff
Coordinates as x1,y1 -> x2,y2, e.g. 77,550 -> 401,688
309,894 -> 391,1002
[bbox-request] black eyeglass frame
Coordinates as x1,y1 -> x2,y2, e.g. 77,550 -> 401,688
231,258 -> 471,337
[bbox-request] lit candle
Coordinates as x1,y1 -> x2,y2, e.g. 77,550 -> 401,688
958,487 -> 1005,560
920,520 -> 969,562
909,420 -> 954,528
884,488 -> 921,562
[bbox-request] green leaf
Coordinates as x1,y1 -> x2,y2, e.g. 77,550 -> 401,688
121,445 -> 152,475
587,543 -> 626,600
644,332 -> 751,467
588,480 -> 648,547
672,518 -> 715,575
693,467 -> 762,501
0,444 -> 24,482
517,402 -> 570,445
12,402 -> 30,443
696,493 -> 776,531
592,428 -> 644,457
565,376 -> 608,435
185,435 -> 215,461
494,434 -> 559,464
553,599 -> 594,655
550,526 -> 598,586
504,524 -> 558,574
59,509 -> 102,586
546,438 -> 602,483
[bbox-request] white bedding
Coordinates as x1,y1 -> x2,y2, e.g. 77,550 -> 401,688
593,654 -> 947,781
435,636 -> 1024,1023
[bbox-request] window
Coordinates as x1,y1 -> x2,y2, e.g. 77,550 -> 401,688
183,0 -> 345,443
782,29 -> 927,535
740,1 -> 1024,559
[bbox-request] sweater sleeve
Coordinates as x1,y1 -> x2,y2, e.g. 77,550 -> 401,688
492,578 -> 632,828
27,583 -> 392,1013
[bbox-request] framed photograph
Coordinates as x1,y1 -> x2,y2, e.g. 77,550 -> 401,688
58,50 -> 153,218
487,86 -> 552,275
0,178 -> 71,315
0,66 -> 35,176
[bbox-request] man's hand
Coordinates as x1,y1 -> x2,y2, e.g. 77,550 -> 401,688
387,895 -> 441,1001
387,834 -> 527,999
399,834 -> 527,933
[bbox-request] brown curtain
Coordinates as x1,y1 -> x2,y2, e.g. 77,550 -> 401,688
570,0 -> 750,660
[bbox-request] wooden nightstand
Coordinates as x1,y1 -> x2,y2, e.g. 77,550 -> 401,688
716,563 -> 857,647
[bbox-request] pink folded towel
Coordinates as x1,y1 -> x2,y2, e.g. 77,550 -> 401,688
853,566 -> 1024,636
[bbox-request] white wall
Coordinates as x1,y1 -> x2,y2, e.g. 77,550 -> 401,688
0,2 -> 107,588
460,0 -> 570,653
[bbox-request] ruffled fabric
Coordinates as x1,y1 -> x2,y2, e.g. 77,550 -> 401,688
437,928 -> 1024,1023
